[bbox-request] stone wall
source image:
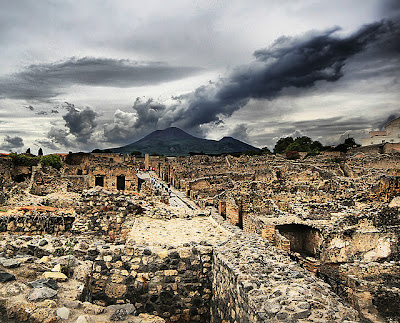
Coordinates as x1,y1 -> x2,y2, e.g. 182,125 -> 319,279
63,175 -> 90,192
87,244 -> 213,322
242,212 -> 264,235
72,188 -> 144,242
0,158 -> 12,204
29,166 -> 66,196
0,213 -> 74,235
225,195 -> 240,227
275,230 -> 291,253
210,212 -> 359,322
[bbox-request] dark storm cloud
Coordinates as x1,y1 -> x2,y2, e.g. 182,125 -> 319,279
0,135 -> 24,150
120,19 -> 394,138
63,106 -> 98,143
381,0 -> 400,18
0,57 -> 201,101
176,20 -> 393,129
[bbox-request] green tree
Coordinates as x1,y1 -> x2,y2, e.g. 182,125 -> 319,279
294,136 -> 312,150
273,137 -> 294,154
274,136 -> 325,154
286,142 -> 302,152
38,148 -> 43,156
40,154 -> 63,170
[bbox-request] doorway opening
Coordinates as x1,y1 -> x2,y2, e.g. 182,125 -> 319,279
95,176 -> 104,187
117,175 -> 125,190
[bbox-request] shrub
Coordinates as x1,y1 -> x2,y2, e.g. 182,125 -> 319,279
40,154 -> 63,170
9,153 -> 40,166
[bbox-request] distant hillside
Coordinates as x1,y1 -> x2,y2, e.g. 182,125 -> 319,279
109,127 -> 259,156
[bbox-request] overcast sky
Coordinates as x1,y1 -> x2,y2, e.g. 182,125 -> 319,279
0,0 -> 399,153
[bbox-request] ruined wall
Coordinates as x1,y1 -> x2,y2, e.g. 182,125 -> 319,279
0,158 -> 12,204
242,212 -> 264,235
73,189 -> 143,242
88,244 -> 213,322
63,175 -> 90,192
0,213 -> 74,235
210,212 -> 359,323
88,165 -> 139,192
275,230 -> 291,253
321,229 -> 396,263
225,195 -> 240,227
29,166 -> 67,195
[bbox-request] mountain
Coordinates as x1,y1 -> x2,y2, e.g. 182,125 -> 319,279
109,127 -> 259,156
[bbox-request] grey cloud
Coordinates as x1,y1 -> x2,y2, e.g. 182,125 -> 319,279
0,57 -> 201,101
123,19 -> 396,139
63,106 -> 98,143
381,0 -> 400,19
250,115 -> 383,149
47,127 -> 75,148
24,105 -> 34,111
175,20 -> 392,130
35,139 -> 59,151
104,98 -> 175,143
228,124 -> 249,143
0,135 -> 24,151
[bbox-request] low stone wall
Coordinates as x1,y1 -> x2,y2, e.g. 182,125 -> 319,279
210,211 -> 360,322
87,244 -> 213,322
0,213 -> 75,235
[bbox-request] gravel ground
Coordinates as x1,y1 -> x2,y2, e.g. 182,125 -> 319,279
128,216 -> 230,249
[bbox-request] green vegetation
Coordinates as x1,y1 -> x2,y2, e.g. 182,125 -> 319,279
40,154 -> 63,170
62,237 -> 77,277
9,153 -> 62,170
273,136 -> 324,154
9,152 -> 40,166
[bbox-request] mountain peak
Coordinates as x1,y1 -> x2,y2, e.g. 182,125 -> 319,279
137,127 -> 195,143
111,127 -> 259,156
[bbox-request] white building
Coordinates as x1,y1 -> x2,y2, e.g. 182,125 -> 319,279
362,117 -> 400,146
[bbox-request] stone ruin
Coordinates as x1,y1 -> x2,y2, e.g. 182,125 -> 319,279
0,150 -> 398,322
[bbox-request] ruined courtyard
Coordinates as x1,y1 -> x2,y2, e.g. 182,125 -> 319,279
0,148 -> 399,323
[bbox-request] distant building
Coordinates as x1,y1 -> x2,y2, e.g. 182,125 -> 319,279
362,117 -> 400,146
